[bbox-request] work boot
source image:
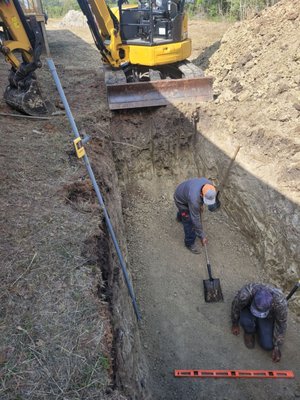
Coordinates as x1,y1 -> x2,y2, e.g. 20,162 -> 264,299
244,333 -> 255,349
186,243 -> 201,254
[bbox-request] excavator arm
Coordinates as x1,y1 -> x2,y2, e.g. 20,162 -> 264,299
77,0 -> 127,68
0,0 -> 50,115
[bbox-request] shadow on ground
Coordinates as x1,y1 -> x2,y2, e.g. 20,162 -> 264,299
192,41 -> 222,70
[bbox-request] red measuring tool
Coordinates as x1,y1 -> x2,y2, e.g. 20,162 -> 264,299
174,370 -> 294,379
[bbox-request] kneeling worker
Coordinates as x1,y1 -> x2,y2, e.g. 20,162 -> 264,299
231,283 -> 288,362
174,177 -> 217,254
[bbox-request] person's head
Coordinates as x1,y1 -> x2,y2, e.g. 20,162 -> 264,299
250,289 -> 273,318
201,184 -> 217,206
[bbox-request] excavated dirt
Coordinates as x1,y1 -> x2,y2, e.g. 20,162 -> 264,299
0,2 -> 299,399
201,0 -> 300,302
59,10 -> 87,28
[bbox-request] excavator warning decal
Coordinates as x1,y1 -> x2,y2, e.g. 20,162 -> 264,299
11,16 -> 20,28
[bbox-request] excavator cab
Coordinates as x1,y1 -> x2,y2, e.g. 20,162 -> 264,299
120,0 -> 184,44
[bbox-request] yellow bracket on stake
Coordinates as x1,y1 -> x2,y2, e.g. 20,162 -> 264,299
73,137 -> 86,158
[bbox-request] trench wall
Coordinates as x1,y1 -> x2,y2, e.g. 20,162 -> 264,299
110,106 -> 300,312
86,135 -> 151,400
89,103 -> 299,398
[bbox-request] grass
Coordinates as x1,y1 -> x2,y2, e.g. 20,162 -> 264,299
0,92 -> 115,399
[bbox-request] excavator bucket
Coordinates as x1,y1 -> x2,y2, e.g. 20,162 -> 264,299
107,77 -> 214,110
4,80 -> 53,116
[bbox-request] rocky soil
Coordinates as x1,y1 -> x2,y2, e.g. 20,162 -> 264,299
197,0 -> 300,300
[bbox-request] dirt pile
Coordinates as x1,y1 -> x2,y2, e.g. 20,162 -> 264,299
207,0 -> 299,184
190,0 -> 300,302
59,10 -> 86,28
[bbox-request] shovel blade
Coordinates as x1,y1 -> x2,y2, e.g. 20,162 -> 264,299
203,278 -> 224,303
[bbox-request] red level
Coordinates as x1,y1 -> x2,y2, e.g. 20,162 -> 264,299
174,370 -> 294,379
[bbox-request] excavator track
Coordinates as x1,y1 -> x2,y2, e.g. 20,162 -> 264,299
105,61 -> 213,111
177,61 -> 205,78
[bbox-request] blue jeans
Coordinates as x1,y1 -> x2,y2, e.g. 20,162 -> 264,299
240,308 -> 274,351
176,210 -> 196,247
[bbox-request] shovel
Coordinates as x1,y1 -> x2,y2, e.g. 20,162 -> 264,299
203,243 -> 223,303
286,280 -> 300,301
208,145 -> 241,213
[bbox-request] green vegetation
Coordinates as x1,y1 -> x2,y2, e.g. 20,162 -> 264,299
187,0 -> 280,20
43,0 -> 280,20
43,0 -> 80,18
43,0 -> 116,18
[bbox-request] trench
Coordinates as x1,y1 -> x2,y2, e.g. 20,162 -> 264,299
83,102 -> 300,400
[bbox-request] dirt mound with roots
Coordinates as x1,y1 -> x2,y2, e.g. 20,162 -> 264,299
193,0 -> 300,299
207,0 -> 299,191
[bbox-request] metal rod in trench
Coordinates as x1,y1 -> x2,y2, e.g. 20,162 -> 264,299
47,58 -> 142,321
286,280 -> 300,301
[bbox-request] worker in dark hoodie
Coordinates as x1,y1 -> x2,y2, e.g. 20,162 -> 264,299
231,283 -> 288,362
174,177 -> 217,254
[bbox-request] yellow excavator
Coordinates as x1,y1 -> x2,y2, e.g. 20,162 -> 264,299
0,0 -> 213,114
0,0 -> 52,115
77,0 -> 213,109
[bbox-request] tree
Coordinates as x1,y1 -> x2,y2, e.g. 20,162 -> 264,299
188,0 -> 280,20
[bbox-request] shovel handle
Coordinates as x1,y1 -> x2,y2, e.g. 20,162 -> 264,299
207,263 -> 213,281
218,145 -> 241,193
204,243 -> 210,264
286,280 -> 300,301
202,222 -> 214,281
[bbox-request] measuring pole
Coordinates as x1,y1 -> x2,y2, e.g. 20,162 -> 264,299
47,58 -> 141,321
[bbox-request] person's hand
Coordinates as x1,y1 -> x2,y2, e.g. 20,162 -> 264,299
201,237 -> 208,246
272,346 -> 281,362
231,324 -> 240,336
